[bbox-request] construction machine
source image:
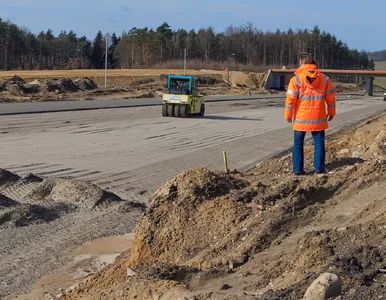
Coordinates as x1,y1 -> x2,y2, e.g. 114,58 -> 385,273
162,75 -> 205,117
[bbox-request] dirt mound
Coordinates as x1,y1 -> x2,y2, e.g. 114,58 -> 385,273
3,75 -> 41,96
295,223 -> 386,285
262,220 -> 386,299
0,78 -> 6,92
7,82 -> 39,95
226,71 -> 266,88
65,116 -> 386,300
196,75 -> 223,85
73,77 -> 98,90
0,203 -> 74,228
0,193 -> 19,208
127,168 -> 248,267
24,178 -> 122,209
0,76 -> 84,96
43,78 -> 80,93
0,169 -> 20,187
21,173 -> 43,183
24,78 -> 81,94
159,74 -> 169,81
9,75 -> 26,84
152,167 -> 247,206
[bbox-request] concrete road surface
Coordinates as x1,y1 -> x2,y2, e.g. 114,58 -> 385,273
0,95 -> 285,115
0,95 -> 385,202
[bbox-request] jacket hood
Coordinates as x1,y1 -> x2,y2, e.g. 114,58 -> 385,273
294,64 -> 321,88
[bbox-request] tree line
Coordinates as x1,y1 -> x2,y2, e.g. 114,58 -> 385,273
0,18 -> 375,71
368,50 -> 386,62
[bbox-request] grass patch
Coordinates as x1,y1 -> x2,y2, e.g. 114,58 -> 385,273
375,61 -> 386,89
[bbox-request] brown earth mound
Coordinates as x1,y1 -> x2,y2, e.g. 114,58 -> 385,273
6,75 -> 40,95
227,71 -> 266,88
7,83 -> 39,95
0,170 -> 125,231
9,75 -> 26,84
73,77 -> 99,90
24,178 -> 122,209
64,115 -> 386,300
128,168 -> 248,268
0,78 -> 7,92
1,76 -> 98,97
0,71 -> 266,101
196,75 -> 223,86
41,78 -> 79,93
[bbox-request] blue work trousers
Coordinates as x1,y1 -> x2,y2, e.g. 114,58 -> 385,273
292,130 -> 325,173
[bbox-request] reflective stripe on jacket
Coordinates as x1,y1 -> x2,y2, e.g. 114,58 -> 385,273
284,64 -> 336,131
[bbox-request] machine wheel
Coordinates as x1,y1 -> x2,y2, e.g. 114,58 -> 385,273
167,104 -> 174,117
180,105 -> 188,118
173,104 -> 180,117
199,104 -> 205,117
162,104 -> 167,117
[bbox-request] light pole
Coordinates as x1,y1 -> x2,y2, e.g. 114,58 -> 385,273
227,53 -> 235,87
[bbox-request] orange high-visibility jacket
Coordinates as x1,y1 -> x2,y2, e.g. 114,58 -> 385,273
284,64 -> 336,131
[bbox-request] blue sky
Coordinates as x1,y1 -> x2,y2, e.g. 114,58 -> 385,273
0,0 -> 383,52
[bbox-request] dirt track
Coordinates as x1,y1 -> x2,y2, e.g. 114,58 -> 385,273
1,94 -> 386,298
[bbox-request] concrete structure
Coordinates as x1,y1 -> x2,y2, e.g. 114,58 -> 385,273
263,69 -> 386,96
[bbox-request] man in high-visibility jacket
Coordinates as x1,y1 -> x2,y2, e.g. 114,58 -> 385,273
284,53 -> 336,175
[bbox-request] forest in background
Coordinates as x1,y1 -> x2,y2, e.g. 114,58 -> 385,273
0,19 -> 375,71
368,50 -> 386,62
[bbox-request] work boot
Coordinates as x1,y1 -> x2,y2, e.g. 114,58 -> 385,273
294,171 -> 305,176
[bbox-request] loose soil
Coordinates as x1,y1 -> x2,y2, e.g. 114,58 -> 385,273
0,69 -> 364,103
58,113 -> 386,300
0,172 -> 145,298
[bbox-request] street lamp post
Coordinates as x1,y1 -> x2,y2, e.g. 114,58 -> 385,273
227,53 -> 235,87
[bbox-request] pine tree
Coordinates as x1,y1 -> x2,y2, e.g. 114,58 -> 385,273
91,31 -> 104,69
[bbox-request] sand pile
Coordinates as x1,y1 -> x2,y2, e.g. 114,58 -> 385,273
65,116 -> 386,300
0,170 -> 124,230
24,178 -> 122,209
0,168 -> 20,186
40,78 -> 79,93
73,77 -> 99,90
196,75 -> 224,86
1,76 -> 99,96
0,203 -> 74,229
0,78 -> 7,92
226,71 -> 266,88
128,168 -> 248,268
6,75 -> 38,95
0,193 -> 19,208
9,75 -> 26,84
21,172 -> 44,183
